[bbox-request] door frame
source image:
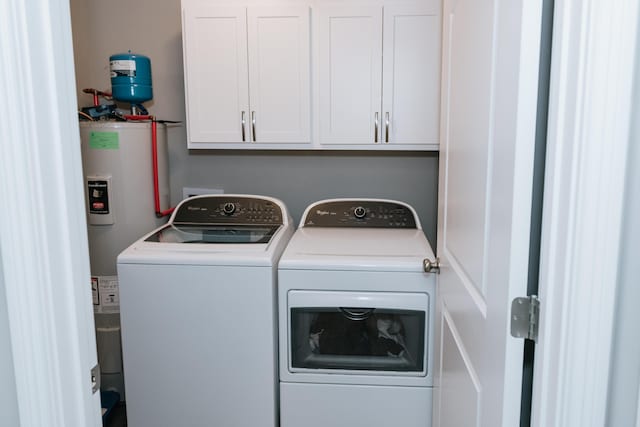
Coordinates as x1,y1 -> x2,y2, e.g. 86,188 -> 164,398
532,0 -> 639,425
0,0 -> 101,425
1,0 -> 638,425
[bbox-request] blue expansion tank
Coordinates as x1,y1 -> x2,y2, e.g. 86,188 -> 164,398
109,53 -> 153,104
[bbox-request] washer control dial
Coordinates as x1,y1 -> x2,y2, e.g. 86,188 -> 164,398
354,206 -> 366,219
222,202 -> 236,215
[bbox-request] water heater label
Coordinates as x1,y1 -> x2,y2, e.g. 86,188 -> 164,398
89,131 -> 119,150
110,59 -> 136,77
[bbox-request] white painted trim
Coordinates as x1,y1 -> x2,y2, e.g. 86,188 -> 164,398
636,387 -> 640,427
531,0 -> 640,425
0,0 -> 101,426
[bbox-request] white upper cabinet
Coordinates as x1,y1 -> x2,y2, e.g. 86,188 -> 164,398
182,2 -> 311,148
182,0 -> 440,150
317,5 -> 383,145
247,7 -> 311,144
316,1 -> 441,150
183,5 -> 250,144
382,2 -> 440,147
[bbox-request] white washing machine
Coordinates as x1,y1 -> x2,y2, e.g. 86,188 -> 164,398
278,199 -> 436,427
117,195 -> 294,427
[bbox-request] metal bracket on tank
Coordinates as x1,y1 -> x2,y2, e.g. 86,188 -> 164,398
423,258 -> 440,274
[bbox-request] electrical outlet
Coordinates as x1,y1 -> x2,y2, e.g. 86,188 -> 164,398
182,187 -> 224,200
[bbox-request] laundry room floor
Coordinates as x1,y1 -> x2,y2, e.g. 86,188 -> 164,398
104,403 -> 127,427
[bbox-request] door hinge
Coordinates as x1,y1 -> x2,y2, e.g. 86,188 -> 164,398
423,257 -> 440,274
91,364 -> 100,394
510,295 -> 540,342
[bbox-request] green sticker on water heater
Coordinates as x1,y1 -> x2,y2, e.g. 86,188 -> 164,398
89,131 -> 119,150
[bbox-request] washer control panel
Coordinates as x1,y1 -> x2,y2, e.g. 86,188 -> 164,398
173,196 -> 283,225
303,200 -> 417,228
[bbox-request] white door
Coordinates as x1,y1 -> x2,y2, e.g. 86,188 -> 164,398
382,1 -> 441,146
317,4 -> 382,145
1,0 -> 102,424
433,0 -> 543,425
182,5 -> 249,144
247,6 -> 310,143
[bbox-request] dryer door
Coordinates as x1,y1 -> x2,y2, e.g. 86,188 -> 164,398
287,291 -> 429,376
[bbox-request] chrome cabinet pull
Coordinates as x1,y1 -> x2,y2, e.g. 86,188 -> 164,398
241,111 -> 246,142
374,112 -> 379,143
385,112 -> 390,143
251,111 -> 256,142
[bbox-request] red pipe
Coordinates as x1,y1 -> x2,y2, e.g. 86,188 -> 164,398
82,88 -> 112,106
125,115 -> 174,217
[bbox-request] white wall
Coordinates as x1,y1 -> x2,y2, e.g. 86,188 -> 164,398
0,249 -> 20,427
606,22 -> 640,423
69,0 -> 439,244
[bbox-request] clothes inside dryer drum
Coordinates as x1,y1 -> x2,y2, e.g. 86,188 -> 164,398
309,313 -> 407,357
291,308 -> 425,372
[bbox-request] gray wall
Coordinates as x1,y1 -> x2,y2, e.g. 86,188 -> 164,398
69,0 -> 439,245
0,249 -> 21,426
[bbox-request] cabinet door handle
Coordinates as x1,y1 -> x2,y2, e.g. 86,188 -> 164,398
385,112 -> 390,143
251,111 -> 256,142
374,112 -> 379,143
241,111 -> 246,142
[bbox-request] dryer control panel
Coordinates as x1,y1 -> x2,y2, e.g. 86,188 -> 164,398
303,200 -> 417,228
173,196 -> 283,225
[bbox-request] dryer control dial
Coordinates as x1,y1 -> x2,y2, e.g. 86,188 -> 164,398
354,206 -> 366,219
222,202 -> 236,215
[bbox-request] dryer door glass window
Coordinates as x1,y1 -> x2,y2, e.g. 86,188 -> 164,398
290,308 -> 425,372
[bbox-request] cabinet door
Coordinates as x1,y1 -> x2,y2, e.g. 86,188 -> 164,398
317,4 -> 383,145
247,6 -> 310,143
382,2 -> 441,147
182,5 -> 249,144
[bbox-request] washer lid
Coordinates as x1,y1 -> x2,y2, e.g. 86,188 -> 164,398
144,224 -> 280,244
148,194 -> 289,245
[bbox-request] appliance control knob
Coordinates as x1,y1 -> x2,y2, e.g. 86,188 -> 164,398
223,202 -> 236,215
354,206 -> 366,219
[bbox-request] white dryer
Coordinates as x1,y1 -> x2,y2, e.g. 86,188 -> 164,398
278,199 -> 436,427
117,195 -> 294,427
